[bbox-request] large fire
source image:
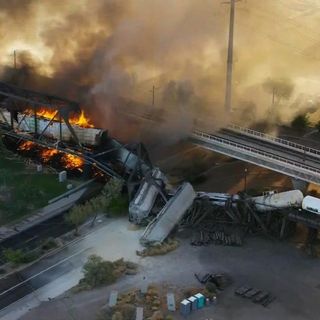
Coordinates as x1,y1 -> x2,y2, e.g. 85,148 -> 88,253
24,108 -> 94,128
18,141 -> 84,171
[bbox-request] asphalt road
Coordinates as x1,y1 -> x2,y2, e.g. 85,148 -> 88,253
0,235 -> 91,311
0,217 -> 143,320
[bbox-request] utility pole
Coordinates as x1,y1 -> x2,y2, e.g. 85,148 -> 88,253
13,50 -> 17,69
224,0 -> 239,113
150,85 -> 159,107
244,168 -> 248,193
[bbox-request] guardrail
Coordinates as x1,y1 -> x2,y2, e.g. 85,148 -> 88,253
192,130 -> 320,177
228,123 -> 320,158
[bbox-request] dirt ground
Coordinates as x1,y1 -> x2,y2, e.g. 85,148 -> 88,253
18,230 -> 320,320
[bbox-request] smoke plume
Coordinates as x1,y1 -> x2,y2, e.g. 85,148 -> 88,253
1,0 -> 320,141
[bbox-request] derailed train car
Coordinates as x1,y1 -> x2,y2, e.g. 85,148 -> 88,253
302,196 -> 320,214
17,113 -> 104,146
0,108 -> 104,146
251,190 -> 304,212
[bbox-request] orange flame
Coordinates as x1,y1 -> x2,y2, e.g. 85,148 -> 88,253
41,148 -> 59,163
35,108 -> 59,120
18,141 -> 84,171
18,141 -> 35,151
70,110 -> 94,128
62,154 -> 84,171
24,108 -> 94,128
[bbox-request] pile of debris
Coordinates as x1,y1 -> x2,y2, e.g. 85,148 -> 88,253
195,272 -> 232,291
191,229 -> 243,247
235,285 -> 276,307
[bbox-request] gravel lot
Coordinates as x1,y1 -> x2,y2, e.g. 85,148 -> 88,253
18,223 -> 320,320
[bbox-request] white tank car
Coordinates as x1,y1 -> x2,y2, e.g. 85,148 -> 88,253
302,196 -> 320,214
251,190 -> 304,212
129,168 -> 165,224
16,113 -> 103,146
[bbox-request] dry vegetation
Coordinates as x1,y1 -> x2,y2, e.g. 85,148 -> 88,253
136,239 -> 180,257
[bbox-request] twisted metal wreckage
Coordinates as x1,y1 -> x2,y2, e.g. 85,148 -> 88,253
0,82 -> 320,248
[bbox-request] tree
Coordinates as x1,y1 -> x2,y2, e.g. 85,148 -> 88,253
82,254 -> 116,288
263,78 -> 294,105
315,120 -> 320,132
66,178 -> 124,232
66,204 -> 88,235
291,114 -> 310,132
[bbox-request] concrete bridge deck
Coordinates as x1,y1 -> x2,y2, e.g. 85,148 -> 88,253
191,127 -> 320,185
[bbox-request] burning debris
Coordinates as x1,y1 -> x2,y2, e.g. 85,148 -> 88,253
17,140 -> 84,172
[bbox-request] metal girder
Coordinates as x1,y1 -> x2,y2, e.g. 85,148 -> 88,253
0,82 -> 84,146
0,81 -> 79,112
38,111 -> 59,140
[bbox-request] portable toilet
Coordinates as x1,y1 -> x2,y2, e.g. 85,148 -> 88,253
194,293 -> 205,309
167,293 -> 176,311
136,307 -> 143,320
180,299 -> 191,316
188,296 -> 197,311
108,291 -> 118,307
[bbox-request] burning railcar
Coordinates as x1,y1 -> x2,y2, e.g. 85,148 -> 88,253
1,108 -> 104,147
0,81 -> 154,183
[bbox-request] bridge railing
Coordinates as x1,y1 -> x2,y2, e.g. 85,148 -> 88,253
228,123 -> 320,158
192,130 -> 320,176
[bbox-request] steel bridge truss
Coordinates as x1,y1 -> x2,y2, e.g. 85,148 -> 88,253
0,82 -> 153,182
0,81 -> 84,146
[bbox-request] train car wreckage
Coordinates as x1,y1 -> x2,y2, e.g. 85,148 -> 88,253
1,82 -> 320,247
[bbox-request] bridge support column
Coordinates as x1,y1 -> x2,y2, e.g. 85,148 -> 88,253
291,178 -> 309,194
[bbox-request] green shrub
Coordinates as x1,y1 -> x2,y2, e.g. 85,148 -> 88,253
3,248 -> 39,265
82,255 -> 116,288
66,178 -> 126,234
79,255 -> 137,291
108,195 -> 129,216
41,238 -> 58,251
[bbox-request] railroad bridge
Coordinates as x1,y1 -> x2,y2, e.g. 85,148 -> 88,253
0,81 -> 153,195
191,125 -> 320,186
